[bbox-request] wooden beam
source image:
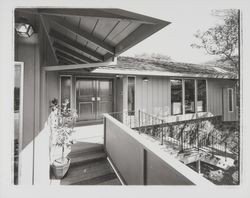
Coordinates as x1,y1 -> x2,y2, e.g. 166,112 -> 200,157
38,9 -> 153,24
42,60 -> 117,71
58,56 -> 76,65
55,50 -> 84,64
58,60 -> 70,65
57,55 -> 78,65
39,15 -> 58,64
49,16 -> 115,54
53,42 -> 97,63
49,30 -> 105,61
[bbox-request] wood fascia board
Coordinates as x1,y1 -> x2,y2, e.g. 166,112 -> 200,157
102,9 -> 170,25
55,51 -> 84,64
39,15 -> 58,64
15,8 -> 39,15
53,42 -> 96,63
38,9 -> 153,24
42,61 -> 117,71
91,68 -> 236,79
49,30 -> 104,61
115,23 -> 169,55
49,16 -> 115,54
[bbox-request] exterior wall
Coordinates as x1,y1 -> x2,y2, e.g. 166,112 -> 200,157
207,79 -> 237,120
120,75 -> 171,116
119,75 -> 238,122
14,14 -> 57,184
15,36 -> 40,184
104,114 -> 212,185
46,71 -> 60,114
136,76 -> 171,116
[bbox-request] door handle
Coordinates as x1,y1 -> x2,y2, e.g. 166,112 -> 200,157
97,97 -> 101,101
91,97 -> 95,101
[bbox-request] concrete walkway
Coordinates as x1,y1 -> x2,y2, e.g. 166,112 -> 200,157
72,124 -> 104,144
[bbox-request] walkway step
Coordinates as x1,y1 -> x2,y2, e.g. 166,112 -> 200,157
98,178 -> 122,185
70,173 -> 118,185
70,151 -> 107,166
60,158 -> 115,185
70,142 -> 104,156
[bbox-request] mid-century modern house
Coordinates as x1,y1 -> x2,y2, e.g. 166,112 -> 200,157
14,8 -> 238,185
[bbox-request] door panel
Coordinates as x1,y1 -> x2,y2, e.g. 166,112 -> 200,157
75,78 -> 113,123
76,78 -> 96,121
97,80 -> 113,119
78,102 -> 94,120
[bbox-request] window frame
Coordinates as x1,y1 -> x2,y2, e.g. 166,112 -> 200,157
228,88 -> 234,112
196,79 -> 208,113
184,78 -> 196,114
170,79 -> 183,115
127,76 -> 136,116
14,61 -> 24,185
59,75 -> 73,108
170,78 -> 208,115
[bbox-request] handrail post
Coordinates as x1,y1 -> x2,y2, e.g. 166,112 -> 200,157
161,120 -> 164,145
225,142 -> 227,162
211,132 -> 214,157
138,110 -> 141,134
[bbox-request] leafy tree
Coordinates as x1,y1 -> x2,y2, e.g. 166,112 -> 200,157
191,9 -> 239,69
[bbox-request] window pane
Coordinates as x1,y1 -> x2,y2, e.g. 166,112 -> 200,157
197,80 -> 207,112
171,79 -> 182,115
14,64 -> 21,185
185,79 -> 195,114
128,77 -> 135,115
61,76 -> 71,108
229,89 -> 233,112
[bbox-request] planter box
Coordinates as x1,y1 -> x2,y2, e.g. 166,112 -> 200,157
52,158 -> 71,179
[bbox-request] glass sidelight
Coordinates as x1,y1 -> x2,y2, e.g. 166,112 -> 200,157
128,77 -> 135,116
60,76 -> 72,107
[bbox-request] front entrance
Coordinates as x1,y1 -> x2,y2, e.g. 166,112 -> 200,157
76,77 -> 113,124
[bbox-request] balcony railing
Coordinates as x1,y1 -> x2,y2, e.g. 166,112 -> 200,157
109,110 -> 239,185
109,110 -> 237,156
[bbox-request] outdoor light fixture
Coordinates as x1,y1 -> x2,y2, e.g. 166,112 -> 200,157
15,18 -> 34,38
143,77 -> 149,82
116,74 -> 123,79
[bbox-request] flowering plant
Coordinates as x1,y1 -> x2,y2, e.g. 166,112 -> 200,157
49,98 -> 78,164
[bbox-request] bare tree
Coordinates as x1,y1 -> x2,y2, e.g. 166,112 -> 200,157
191,9 -> 239,69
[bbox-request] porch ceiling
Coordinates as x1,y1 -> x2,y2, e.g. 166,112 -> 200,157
15,8 -> 170,67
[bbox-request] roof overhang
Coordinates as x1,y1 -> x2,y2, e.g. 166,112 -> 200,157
15,8 -> 170,69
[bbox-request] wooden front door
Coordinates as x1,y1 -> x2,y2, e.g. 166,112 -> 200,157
76,78 -> 113,123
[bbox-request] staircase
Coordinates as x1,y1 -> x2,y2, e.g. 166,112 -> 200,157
59,142 -> 121,185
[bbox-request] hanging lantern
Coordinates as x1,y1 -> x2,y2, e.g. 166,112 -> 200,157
15,19 -> 34,38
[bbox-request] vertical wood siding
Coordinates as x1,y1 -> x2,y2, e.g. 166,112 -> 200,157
207,79 -> 237,121
135,76 -> 171,117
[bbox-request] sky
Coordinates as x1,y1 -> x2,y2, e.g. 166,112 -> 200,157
120,2 -> 226,64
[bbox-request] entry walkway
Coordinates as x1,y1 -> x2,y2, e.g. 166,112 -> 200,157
72,124 -> 104,144
50,124 -> 121,185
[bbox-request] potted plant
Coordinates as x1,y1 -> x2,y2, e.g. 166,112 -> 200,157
49,98 -> 78,179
